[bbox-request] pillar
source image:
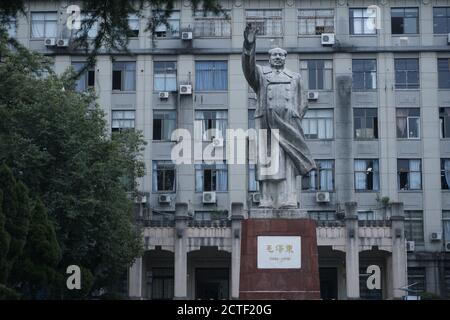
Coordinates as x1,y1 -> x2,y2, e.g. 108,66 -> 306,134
128,257 -> 143,299
389,202 -> 407,299
345,202 -> 360,299
231,202 -> 244,299
174,202 -> 188,299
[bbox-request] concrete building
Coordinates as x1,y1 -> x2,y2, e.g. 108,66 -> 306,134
7,0 -> 450,299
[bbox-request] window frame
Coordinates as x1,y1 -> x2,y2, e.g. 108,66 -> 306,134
438,59 -> 450,89
354,159 -> 380,192
353,108 -> 378,140
112,61 -> 136,92
245,9 -> 283,37
394,58 -> 420,89
153,110 -> 177,141
433,7 -> 450,34
397,159 -> 422,191
71,62 -> 95,92
194,110 -> 228,142
195,162 -> 228,192
30,11 -> 58,39
195,61 -> 228,92
391,7 -> 419,35
302,109 -> 334,140
111,110 -> 135,132
441,159 -> 450,190
152,160 -> 176,193
349,8 -> 377,35
193,10 -> 231,38
298,9 -> 335,36
300,59 -> 333,90
440,107 -> 450,138
352,59 -> 377,90
396,108 -> 421,139
404,210 -> 424,244
153,61 -> 177,92
302,159 -> 335,191
153,10 -> 180,38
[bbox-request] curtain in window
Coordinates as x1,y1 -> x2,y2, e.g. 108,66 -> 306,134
217,166 -> 227,191
409,160 -> 421,189
308,170 -> 317,190
319,160 -> 333,190
445,160 -> 450,188
355,160 -> 367,189
373,160 -> 380,191
195,165 -> 203,192
396,109 -> 408,137
31,13 -> 45,37
152,162 -> 158,191
196,62 -> 214,91
123,62 -> 136,91
72,62 -> 86,91
128,14 -> 139,31
45,14 -> 57,37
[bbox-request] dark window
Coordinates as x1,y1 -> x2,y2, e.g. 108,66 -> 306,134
352,59 -> 376,90
395,59 -> 419,89
442,159 -> 450,190
404,211 -> 424,243
298,9 -> 334,35
440,108 -> 450,138
391,8 -> 419,34
438,59 -> 450,89
354,108 -> 378,139
152,161 -> 175,192
360,266 -> 382,299
195,110 -> 228,141
354,159 -> 380,191
128,14 -> 139,37
72,62 -> 95,92
407,267 -> 426,295
397,159 -> 422,190
433,7 -> 450,34
153,110 -> 176,141
195,162 -> 227,192
153,11 -> 180,38
396,108 -> 420,139
302,160 -> 334,191
151,268 -> 174,300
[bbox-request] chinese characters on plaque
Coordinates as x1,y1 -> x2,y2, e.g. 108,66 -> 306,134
257,236 -> 301,269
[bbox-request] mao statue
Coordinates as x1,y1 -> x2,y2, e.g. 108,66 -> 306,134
242,24 -> 316,209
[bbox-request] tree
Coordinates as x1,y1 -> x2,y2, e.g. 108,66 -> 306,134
0,30 -> 145,298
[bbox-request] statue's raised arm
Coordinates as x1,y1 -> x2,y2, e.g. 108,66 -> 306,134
242,24 -> 260,93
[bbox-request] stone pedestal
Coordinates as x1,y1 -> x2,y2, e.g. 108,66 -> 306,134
239,209 -> 320,300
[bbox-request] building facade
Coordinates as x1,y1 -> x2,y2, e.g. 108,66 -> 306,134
7,0 -> 450,299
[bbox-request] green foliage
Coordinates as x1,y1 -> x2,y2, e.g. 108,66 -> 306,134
0,284 -> 20,300
0,190 -> 11,286
375,194 -> 390,208
0,31 -> 145,298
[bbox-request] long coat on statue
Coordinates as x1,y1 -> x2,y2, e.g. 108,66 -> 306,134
242,44 -> 316,181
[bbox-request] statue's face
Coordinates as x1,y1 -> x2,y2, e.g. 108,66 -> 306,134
269,51 -> 286,68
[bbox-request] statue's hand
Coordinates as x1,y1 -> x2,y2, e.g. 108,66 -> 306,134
244,23 -> 258,46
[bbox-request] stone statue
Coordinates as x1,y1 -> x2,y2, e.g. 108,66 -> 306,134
242,24 -> 316,209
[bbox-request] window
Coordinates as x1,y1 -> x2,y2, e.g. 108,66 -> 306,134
151,268 -> 174,300
152,161 -> 175,192
246,10 -> 283,37
354,159 -> 379,191
443,211 -> 450,242
73,13 -> 98,38
153,110 -> 176,141
349,8 -> 376,35
302,160 -> 334,191
154,11 -> 180,38
354,108 -> 378,139
434,7 -> 450,34
128,14 -> 139,37
31,12 -> 57,38
302,109 -> 333,139
154,61 -> 177,91
194,10 -> 231,37
398,159 -> 422,190
111,110 -> 135,131
440,108 -> 450,138
298,9 -> 334,35
248,109 -> 256,130
405,211 -> 424,243
391,8 -> 419,34
112,62 -> 136,91
396,108 -> 420,139
151,211 -> 175,225
352,59 -> 376,90
248,164 -> 259,192
358,210 -> 383,220
407,267 -> 426,294
195,162 -> 227,192
442,159 -> 450,190
300,60 -> 333,90
71,62 -> 95,92
195,61 -> 228,91
444,268 -> 450,298
195,110 -> 228,141
308,211 -> 337,221
438,59 -> 450,89
395,59 -> 419,89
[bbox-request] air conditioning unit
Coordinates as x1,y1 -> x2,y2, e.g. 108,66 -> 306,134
321,33 -> 335,46
447,33 -> 450,45
316,192 -> 330,203
406,240 -> 415,252
430,232 -> 442,241
202,191 -> 216,204
179,84 -> 192,95
158,194 -> 171,204
44,38 -> 56,46
399,37 -> 409,46
57,38 -> 69,47
307,91 -> 319,101
159,91 -> 169,99
181,31 -> 193,40
212,137 -> 224,147
141,195 -> 147,204
445,241 -> 450,252
252,193 -> 261,203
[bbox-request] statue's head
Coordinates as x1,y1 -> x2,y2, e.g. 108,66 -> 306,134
268,47 -> 287,69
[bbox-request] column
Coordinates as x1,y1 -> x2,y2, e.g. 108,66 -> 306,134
231,203 -> 244,299
128,257 -> 143,299
389,202 -> 407,299
174,202 -> 188,299
345,202 -> 360,299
